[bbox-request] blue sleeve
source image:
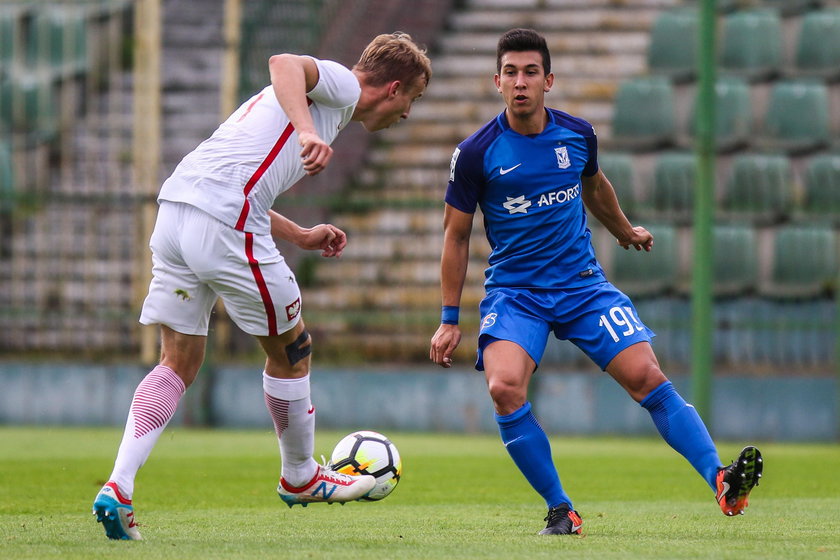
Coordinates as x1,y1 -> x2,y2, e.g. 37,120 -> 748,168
444,143 -> 485,214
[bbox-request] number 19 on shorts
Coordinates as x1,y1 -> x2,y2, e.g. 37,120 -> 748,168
598,306 -> 645,342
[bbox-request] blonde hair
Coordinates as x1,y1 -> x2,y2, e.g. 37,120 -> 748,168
353,32 -> 432,89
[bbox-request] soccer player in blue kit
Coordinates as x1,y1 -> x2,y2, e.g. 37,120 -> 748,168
429,28 -> 763,535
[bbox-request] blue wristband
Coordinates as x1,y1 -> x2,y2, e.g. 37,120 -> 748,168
441,306 -> 460,325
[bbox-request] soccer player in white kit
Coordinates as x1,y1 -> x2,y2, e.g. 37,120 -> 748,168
93,32 -> 431,540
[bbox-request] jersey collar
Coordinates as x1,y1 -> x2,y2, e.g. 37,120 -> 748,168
496,108 -> 554,136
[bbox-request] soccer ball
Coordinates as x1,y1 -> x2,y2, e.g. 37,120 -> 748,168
329,430 -> 401,501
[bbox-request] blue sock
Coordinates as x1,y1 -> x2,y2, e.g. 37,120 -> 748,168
495,402 -> 572,509
640,381 -> 722,490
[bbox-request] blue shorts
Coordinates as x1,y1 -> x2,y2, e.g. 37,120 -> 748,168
476,282 -> 655,371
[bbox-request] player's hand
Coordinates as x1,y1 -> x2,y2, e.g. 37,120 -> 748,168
430,324 -> 462,368
298,224 -> 347,257
298,131 -> 333,175
617,226 -> 654,252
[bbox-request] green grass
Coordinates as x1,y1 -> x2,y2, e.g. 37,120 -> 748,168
1,427 -> 838,559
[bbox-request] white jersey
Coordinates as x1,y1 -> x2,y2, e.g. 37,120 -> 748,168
158,57 -> 360,234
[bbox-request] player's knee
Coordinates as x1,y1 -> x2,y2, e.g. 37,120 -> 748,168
487,378 -> 527,413
285,329 -> 311,365
627,363 -> 668,402
264,329 -> 312,377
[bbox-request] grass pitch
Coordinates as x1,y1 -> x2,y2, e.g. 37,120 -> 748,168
0,427 -> 838,559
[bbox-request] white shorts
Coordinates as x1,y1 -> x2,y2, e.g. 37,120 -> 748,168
139,201 -> 302,336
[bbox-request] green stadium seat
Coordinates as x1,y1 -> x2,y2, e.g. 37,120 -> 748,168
761,224 -> 838,299
611,76 -> 677,151
712,224 -> 758,297
0,140 -> 13,214
792,9 -> 840,82
647,8 -> 698,83
648,151 -> 695,224
28,6 -> 89,78
689,77 -> 752,152
799,153 -> 840,223
597,152 -> 637,217
0,73 -> 57,141
719,9 -> 782,82
761,80 -> 831,154
721,153 -> 794,224
610,222 -> 678,297
0,7 -> 18,80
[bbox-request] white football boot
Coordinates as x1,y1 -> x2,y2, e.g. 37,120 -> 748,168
277,462 -> 375,507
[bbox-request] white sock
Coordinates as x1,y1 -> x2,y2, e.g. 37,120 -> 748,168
109,365 -> 186,498
263,372 -> 317,487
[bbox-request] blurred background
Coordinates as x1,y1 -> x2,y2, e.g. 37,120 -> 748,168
0,0 -> 838,440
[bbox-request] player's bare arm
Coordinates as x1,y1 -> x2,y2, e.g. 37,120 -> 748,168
581,170 -> 653,252
269,53 -> 333,176
430,204 -> 473,368
269,210 -> 347,258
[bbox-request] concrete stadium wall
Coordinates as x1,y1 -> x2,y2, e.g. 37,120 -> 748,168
0,363 -> 835,442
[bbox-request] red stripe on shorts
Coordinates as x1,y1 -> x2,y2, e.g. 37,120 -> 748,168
235,122 -> 296,231
244,232 -> 278,336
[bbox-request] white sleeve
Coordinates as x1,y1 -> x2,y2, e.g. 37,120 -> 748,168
306,57 -> 361,110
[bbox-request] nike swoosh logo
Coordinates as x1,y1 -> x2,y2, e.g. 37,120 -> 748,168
307,406 -> 315,414
717,481 -> 730,501
499,163 -> 522,175
572,521 -> 583,533
504,435 -> 525,448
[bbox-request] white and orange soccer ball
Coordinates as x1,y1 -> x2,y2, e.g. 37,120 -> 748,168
329,430 -> 401,501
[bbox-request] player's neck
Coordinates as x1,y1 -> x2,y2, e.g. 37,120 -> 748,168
505,107 -> 548,136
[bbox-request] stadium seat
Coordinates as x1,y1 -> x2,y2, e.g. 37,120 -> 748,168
799,153 -> 840,223
647,8 -> 698,83
610,222 -> 678,297
689,76 -> 752,152
720,153 -> 794,224
761,224 -> 838,299
598,152 -> 637,217
0,7 -> 17,79
611,76 -> 677,151
719,8 -> 782,82
711,224 -> 758,297
28,6 -> 89,78
792,9 -> 840,82
0,73 -> 57,141
0,140 -> 13,214
648,151 -> 695,224
761,80 -> 831,153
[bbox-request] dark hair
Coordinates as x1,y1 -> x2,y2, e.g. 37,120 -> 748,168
496,28 -> 550,75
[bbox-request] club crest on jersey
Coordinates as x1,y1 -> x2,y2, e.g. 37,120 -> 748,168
503,195 -> 531,214
555,146 -> 570,169
285,298 -> 301,321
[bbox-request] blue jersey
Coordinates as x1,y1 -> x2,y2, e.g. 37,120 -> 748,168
445,108 -> 605,290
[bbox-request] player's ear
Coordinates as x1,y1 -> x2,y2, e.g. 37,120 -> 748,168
544,72 -> 554,93
388,80 -> 401,98
494,74 -> 502,93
